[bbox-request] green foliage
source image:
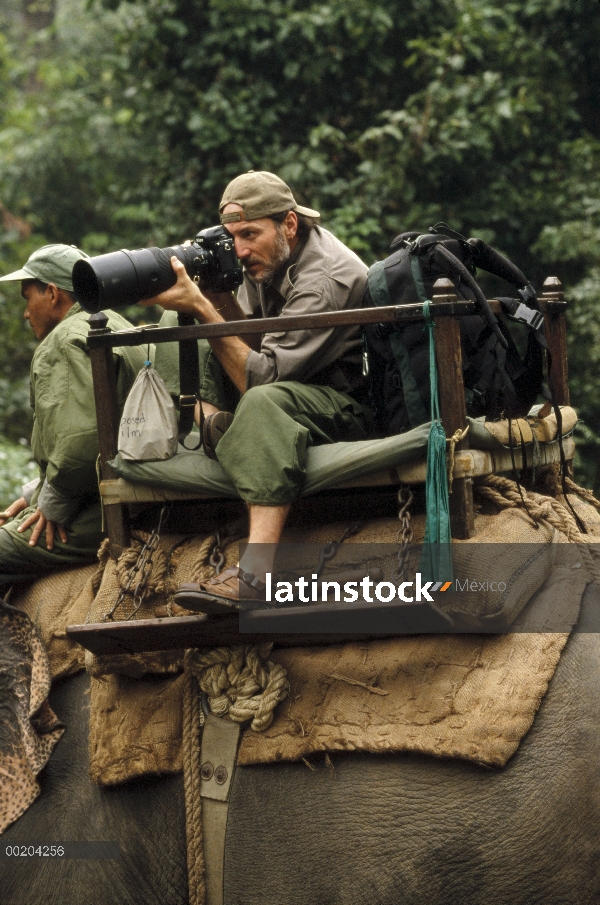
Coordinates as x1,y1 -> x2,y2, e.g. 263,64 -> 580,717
1,0 -> 600,487
533,139 -> 600,491
0,436 -> 37,506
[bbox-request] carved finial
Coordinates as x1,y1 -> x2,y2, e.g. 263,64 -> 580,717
432,277 -> 457,301
543,277 -> 562,290
88,311 -> 109,331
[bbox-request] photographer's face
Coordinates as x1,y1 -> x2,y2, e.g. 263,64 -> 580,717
222,205 -> 298,284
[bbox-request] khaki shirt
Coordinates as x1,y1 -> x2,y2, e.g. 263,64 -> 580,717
29,304 -> 146,523
238,226 -> 368,395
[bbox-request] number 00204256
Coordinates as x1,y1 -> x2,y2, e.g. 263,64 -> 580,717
3,845 -> 65,857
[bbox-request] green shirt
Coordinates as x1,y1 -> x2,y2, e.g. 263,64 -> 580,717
29,303 -> 147,522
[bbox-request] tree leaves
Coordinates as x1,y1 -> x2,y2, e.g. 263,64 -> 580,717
1,0 -> 600,486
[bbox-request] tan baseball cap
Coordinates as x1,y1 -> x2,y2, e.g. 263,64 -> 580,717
0,244 -> 89,292
220,171 -> 320,224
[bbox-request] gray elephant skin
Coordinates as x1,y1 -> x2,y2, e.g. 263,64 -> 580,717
2,585 -> 600,905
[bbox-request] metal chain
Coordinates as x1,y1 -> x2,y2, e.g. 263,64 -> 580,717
104,503 -> 171,622
316,522 -> 363,578
393,485 -> 414,582
208,530 -> 225,576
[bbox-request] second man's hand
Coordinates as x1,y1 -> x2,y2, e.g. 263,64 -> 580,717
0,496 -> 29,527
16,508 -> 68,550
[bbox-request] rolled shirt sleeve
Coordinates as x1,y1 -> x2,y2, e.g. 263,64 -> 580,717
36,478 -> 82,526
21,477 -> 41,506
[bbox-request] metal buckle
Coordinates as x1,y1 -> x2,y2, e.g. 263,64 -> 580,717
510,303 -> 544,332
179,394 -> 198,408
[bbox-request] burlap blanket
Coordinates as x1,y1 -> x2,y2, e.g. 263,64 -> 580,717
85,541 -> 588,783
5,491 -> 600,793
0,601 -> 65,833
10,563 -> 98,679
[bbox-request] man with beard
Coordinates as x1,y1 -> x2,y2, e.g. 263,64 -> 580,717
150,171 -> 372,606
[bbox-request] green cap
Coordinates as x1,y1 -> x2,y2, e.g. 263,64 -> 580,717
0,244 -> 90,292
220,171 -> 320,224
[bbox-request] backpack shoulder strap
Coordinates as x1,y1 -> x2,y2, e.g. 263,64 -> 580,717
367,256 -> 429,427
367,259 -> 391,307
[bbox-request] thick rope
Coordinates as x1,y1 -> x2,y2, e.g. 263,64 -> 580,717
476,475 -> 600,585
187,643 -> 290,732
183,650 -> 206,905
565,477 -> 600,513
182,643 -> 288,904
114,533 -> 168,596
189,534 -> 217,584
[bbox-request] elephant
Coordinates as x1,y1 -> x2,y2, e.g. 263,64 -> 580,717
2,583 -> 600,905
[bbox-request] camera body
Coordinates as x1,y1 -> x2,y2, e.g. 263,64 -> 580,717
72,225 -> 243,314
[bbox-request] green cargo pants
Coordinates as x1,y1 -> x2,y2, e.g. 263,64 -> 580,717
0,502 -> 103,588
216,380 -> 372,504
154,327 -> 373,505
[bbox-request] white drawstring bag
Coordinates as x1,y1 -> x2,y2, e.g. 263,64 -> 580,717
118,362 -> 179,461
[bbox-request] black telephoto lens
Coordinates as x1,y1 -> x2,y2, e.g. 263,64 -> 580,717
72,226 -> 242,313
72,246 -> 199,314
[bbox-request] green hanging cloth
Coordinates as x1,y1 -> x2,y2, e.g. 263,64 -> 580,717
420,300 -> 454,584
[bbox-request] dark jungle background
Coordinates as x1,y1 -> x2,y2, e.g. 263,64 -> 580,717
1,0 -> 599,499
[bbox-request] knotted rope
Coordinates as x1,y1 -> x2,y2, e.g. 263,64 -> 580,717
476,475 -> 600,585
182,643 -> 289,905
188,534 -> 219,584
187,643 -> 289,731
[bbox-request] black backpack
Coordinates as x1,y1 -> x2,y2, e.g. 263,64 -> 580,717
364,225 -> 546,436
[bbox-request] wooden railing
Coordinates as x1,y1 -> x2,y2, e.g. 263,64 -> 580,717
87,276 -> 568,556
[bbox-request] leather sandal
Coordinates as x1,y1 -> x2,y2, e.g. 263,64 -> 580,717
203,411 -> 234,460
174,566 -> 267,614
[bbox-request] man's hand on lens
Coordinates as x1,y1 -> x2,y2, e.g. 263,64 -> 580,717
0,497 -> 28,527
139,257 -> 216,321
16,508 -> 68,550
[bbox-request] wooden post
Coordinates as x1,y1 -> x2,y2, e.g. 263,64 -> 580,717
431,278 -> 475,539
88,312 -> 130,557
540,276 -> 569,406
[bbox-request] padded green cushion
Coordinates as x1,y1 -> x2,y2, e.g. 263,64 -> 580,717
108,417 -> 510,499
109,421 -> 435,498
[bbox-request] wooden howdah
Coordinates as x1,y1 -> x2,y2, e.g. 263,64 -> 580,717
86,279 -> 569,550
73,278 -> 572,653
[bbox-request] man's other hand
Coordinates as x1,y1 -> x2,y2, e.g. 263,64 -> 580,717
16,508 -> 68,550
0,497 -> 29,527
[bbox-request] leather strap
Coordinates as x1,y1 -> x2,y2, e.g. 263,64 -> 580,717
200,708 -> 242,905
177,312 -> 202,449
